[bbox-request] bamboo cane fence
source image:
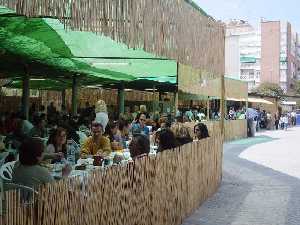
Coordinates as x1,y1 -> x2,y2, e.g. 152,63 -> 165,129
224,120 -> 247,141
0,134 -> 222,225
0,96 -> 41,113
185,120 -> 247,142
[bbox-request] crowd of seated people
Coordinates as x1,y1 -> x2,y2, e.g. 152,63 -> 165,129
0,100 -> 210,190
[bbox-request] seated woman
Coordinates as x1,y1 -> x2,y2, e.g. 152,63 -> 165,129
80,120 -> 111,157
156,129 -> 178,152
194,123 -> 209,140
104,121 -> 123,151
129,134 -> 150,159
118,119 -> 130,142
171,123 -> 193,146
131,113 -> 150,137
44,127 -> 67,162
12,138 -> 70,189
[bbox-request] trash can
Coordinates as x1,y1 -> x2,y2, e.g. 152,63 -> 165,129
247,119 -> 256,137
251,120 -> 257,137
296,114 -> 300,126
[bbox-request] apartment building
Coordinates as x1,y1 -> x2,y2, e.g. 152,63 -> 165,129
226,19 -> 300,93
225,20 -> 261,90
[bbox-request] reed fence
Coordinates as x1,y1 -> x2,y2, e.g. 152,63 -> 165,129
1,134 -> 222,225
224,120 -> 247,141
185,120 -> 247,142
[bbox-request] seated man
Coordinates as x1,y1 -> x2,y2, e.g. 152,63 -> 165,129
80,120 -> 111,157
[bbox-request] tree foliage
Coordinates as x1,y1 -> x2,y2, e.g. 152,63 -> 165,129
252,82 -> 284,98
294,80 -> 300,95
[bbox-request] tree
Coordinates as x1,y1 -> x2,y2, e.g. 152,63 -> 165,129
294,80 -> 300,95
252,82 -> 284,98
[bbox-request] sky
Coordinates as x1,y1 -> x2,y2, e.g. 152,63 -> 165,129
194,0 -> 300,32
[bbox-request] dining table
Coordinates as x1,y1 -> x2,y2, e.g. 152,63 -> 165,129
48,146 -> 158,180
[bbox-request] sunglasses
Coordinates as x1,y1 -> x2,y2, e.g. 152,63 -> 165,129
195,129 -> 200,132
140,119 -> 146,122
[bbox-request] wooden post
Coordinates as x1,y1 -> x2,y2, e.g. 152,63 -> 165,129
174,92 -> 179,114
152,86 -> 156,113
71,76 -> 78,116
175,62 -> 179,114
207,97 -> 210,120
21,73 -> 30,120
220,76 -> 225,138
118,82 -> 125,115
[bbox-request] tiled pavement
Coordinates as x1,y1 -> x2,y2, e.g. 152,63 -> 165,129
182,127 -> 300,225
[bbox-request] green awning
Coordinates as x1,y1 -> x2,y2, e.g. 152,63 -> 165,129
0,6 -> 177,89
7,79 -> 71,91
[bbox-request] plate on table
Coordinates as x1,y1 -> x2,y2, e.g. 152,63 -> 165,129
77,158 -> 94,165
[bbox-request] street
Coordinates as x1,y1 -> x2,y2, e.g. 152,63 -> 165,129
182,126 -> 300,225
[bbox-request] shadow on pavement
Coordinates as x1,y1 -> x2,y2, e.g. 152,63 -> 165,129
182,134 -> 300,225
182,171 -> 253,225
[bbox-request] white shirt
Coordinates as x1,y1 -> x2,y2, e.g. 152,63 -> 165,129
197,113 -> 206,120
95,112 -> 109,130
22,120 -> 33,135
46,144 -> 56,154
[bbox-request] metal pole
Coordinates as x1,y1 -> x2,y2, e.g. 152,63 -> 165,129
118,82 -> 125,115
71,76 -> 78,116
21,73 -> 30,120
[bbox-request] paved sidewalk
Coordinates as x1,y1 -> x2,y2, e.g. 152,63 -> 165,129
182,126 -> 300,225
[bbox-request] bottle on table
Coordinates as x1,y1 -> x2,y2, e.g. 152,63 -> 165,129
66,139 -> 76,165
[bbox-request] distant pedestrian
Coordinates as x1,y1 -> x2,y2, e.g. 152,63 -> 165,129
283,114 -> 289,131
291,111 -> 296,126
274,113 -> 279,130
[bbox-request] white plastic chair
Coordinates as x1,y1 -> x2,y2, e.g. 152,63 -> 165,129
0,161 -> 16,181
0,152 -> 9,167
3,182 -> 39,206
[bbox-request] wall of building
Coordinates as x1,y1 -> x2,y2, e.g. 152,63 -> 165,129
226,19 -> 300,94
261,21 -> 281,84
225,20 -> 261,91
225,35 -> 240,79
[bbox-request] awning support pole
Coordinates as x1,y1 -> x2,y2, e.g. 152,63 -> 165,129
21,72 -> 30,120
71,76 -> 78,116
61,89 -> 66,109
118,82 -> 125,116
152,85 -> 156,113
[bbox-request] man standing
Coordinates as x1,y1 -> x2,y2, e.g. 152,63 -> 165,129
291,111 -> 296,126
